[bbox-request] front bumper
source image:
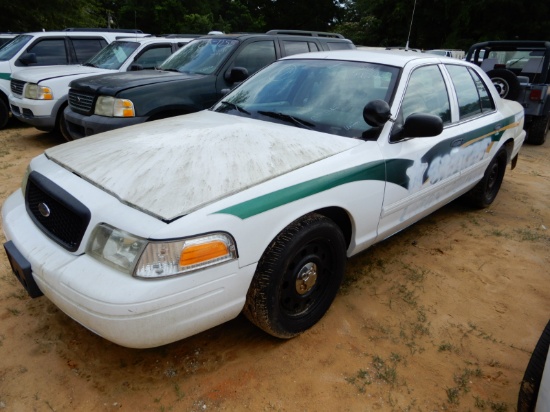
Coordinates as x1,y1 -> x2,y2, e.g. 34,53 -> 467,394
64,107 -> 147,139
2,190 -> 253,348
9,95 -> 58,131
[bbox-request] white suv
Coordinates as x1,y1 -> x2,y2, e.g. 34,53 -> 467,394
0,29 -> 147,129
9,36 -> 192,140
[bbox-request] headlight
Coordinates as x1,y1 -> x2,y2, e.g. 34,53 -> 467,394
87,223 -> 237,279
24,84 -> 53,100
94,96 -> 135,117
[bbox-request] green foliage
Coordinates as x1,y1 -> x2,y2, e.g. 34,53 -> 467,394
0,0 -> 548,49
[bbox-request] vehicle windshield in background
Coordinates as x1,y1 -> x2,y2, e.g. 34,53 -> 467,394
212,59 -> 399,139
84,41 -> 140,70
0,34 -> 31,61
486,49 -> 544,71
159,38 -> 238,75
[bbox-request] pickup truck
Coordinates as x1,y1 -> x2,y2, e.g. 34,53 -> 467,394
9,36 -> 192,140
63,30 -> 355,140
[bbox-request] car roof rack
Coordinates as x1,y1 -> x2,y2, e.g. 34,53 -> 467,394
265,30 -> 344,39
63,28 -> 144,34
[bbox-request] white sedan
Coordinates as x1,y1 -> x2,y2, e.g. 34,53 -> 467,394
2,50 -> 525,348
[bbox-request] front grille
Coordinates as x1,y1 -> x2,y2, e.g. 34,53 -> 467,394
11,79 -> 25,96
25,171 -> 91,252
68,90 -> 95,114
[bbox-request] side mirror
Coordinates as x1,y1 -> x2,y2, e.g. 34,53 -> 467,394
363,99 -> 391,127
129,63 -> 144,71
391,113 -> 443,142
18,52 -> 37,66
225,67 -> 249,83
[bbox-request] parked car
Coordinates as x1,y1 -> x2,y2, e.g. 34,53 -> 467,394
466,40 -> 550,145
0,29 -> 148,129
2,49 -> 525,348
518,320 -> 550,412
425,49 -> 465,59
9,36 -> 193,140
0,32 -> 18,48
63,30 -> 355,140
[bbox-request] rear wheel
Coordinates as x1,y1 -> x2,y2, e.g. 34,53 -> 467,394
0,98 -> 9,129
526,114 -> 549,145
487,69 -> 521,100
464,148 -> 507,208
244,213 -> 346,338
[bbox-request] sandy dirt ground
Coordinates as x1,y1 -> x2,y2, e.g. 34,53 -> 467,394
0,123 -> 549,412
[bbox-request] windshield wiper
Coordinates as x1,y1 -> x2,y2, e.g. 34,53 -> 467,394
220,101 -> 251,115
257,110 -> 315,129
82,62 -> 97,67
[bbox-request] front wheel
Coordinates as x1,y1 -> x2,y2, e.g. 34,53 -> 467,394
463,148 -> 507,208
244,213 -> 346,338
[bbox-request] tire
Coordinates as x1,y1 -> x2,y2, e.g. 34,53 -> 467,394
464,148 -> 507,208
57,104 -> 73,142
518,320 -> 550,412
525,114 -> 549,145
0,98 -> 9,129
243,213 -> 347,339
487,69 -> 521,100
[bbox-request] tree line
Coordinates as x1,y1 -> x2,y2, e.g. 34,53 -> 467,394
1,0 -> 548,51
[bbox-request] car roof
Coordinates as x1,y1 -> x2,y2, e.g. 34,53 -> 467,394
112,36 -> 194,44
193,31 -> 350,42
467,40 -> 550,51
281,48 -> 458,68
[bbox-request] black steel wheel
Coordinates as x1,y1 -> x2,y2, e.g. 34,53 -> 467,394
464,148 -> 507,208
518,320 -> 550,412
526,114 -> 549,145
0,98 -> 9,129
244,213 -> 346,338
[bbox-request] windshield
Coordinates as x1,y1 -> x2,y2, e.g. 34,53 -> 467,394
486,49 -> 544,70
212,59 -> 399,139
159,38 -> 238,75
85,41 -> 140,70
0,34 -> 31,61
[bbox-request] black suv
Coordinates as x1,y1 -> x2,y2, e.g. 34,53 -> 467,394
466,40 -> 550,145
64,30 -> 355,139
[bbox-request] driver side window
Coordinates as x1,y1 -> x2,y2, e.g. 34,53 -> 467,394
233,41 -> 276,76
400,65 -> 451,124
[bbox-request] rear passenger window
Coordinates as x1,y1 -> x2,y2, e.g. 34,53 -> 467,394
446,65 -> 494,119
326,41 -> 353,50
27,39 -> 68,65
282,41 -> 310,56
72,38 -> 107,63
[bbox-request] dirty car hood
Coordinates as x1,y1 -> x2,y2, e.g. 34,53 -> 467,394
45,111 -> 362,221
13,65 -> 109,83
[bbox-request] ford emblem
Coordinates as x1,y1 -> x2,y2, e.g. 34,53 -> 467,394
38,202 -> 51,217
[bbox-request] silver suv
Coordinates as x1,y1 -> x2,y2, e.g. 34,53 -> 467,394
0,29 -> 147,129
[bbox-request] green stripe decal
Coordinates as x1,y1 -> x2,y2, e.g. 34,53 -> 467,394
215,160 -> 389,219
0,73 -> 11,81
214,115 -> 518,220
